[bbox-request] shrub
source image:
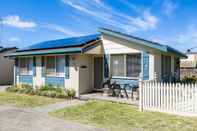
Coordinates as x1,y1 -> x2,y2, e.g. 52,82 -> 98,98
6,84 -> 68,99
6,84 -> 34,94
37,85 -> 67,98
181,76 -> 197,83
66,88 -> 76,99
6,85 -> 19,92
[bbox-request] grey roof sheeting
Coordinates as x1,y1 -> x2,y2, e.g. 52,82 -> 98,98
98,28 -> 187,58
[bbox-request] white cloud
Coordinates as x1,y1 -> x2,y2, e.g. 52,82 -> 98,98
162,0 -> 177,16
9,37 -> 20,42
2,15 -> 37,29
43,24 -> 83,36
176,26 -> 197,46
150,25 -> 197,52
61,0 -> 158,33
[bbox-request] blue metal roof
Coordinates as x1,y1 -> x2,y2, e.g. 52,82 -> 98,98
98,28 -> 187,58
18,34 -> 100,52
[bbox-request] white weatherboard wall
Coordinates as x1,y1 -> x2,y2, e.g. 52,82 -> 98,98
102,35 -> 140,54
64,54 -> 93,96
78,54 -> 93,94
102,35 -> 157,80
65,54 -> 80,97
34,56 -> 43,87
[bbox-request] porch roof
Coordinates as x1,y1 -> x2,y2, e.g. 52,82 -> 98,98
98,28 -> 187,58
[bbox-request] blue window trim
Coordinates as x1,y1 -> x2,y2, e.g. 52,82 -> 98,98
104,54 -> 109,79
65,55 -> 70,79
142,51 -> 149,80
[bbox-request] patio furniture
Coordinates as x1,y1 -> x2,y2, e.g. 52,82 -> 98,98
110,78 -> 139,99
102,78 -> 139,99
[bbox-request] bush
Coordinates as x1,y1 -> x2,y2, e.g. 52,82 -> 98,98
37,85 -> 67,98
181,76 -> 197,83
6,84 -> 70,99
6,84 -> 34,94
66,88 -> 76,99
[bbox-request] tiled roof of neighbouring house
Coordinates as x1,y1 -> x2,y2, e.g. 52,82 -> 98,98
18,34 -> 101,52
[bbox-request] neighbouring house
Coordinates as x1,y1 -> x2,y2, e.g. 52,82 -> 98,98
5,28 -> 186,97
180,52 -> 197,78
0,47 -> 17,85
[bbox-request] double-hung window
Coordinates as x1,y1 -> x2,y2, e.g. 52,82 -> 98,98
111,54 -> 141,78
19,57 -> 31,75
45,56 -> 65,77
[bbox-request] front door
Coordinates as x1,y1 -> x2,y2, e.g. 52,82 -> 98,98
94,57 -> 103,89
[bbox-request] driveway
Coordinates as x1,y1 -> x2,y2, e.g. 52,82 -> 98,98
0,101 -> 106,131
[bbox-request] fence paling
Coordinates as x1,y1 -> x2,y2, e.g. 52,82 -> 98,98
140,81 -> 197,116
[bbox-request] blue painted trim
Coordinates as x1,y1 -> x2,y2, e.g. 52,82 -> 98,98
19,75 -> 33,85
45,77 -> 65,87
65,55 -> 69,79
33,57 -> 36,76
142,51 -> 149,80
104,54 -> 109,78
98,28 -> 186,58
41,56 -> 45,77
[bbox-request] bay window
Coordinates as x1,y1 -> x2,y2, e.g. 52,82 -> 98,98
111,54 -> 141,78
45,56 -> 65,77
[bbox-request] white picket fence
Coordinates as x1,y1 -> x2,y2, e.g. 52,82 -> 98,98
139,81 -> 197,116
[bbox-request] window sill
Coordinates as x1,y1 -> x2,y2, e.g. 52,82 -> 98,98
111,76 -> 139,80
45,74 -> 65,78
19,73 -> 32,76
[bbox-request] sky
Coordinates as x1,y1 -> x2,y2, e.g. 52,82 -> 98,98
0,0 -> 197,52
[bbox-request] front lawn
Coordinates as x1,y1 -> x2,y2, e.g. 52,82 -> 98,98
0,92 -> 63,108
49,101 -> 197,131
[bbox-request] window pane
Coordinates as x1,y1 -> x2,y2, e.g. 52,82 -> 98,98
56,56 -> 65,75
20,58 -> 29,74
46,56 -> 56,75
111,55 -> 125,77
126,54 -> 141,77
161,55 -> 171,81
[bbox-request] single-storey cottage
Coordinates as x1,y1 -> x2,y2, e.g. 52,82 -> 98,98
6,28 -> 186,97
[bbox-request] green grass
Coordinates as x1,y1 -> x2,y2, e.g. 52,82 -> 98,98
0,92 -> 63,108
49,100 -> 197,131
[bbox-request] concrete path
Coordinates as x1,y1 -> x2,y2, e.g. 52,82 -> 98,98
34,99 -> 85,114
0,85 -> 9,92
0,100 -> 106,131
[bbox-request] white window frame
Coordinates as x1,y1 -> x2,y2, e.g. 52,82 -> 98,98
110,53 -> 141,79
19,57 -> 32,75
45,55 -> 65,77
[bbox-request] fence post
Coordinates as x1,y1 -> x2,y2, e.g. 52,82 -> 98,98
139,73 -> 143,111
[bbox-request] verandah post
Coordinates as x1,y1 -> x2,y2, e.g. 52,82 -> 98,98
139,73 -> 143,111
